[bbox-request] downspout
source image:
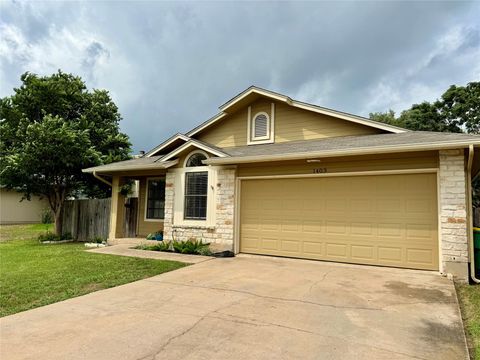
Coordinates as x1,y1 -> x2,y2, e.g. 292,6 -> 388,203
93,171 -> 112,187
467,145 -> 480,283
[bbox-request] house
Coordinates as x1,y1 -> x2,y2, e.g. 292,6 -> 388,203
84,86 -> 480,281
0,187 -> 49,225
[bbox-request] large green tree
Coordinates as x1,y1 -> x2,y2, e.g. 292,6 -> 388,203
369,81 -> 479,133
0,71 -> 131,235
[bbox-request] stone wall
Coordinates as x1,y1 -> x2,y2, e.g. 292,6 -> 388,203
163,167 -> 236,252
439,149 -> 468,281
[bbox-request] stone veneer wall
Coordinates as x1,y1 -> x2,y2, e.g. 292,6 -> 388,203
439,149 -> 469,281
163,167 -> 236,252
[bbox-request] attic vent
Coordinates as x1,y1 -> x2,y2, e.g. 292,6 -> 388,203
253,113 -> 269,139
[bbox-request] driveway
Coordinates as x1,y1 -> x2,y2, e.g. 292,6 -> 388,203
0,254 -> 468,360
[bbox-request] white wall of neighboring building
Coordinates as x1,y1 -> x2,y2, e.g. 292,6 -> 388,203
0,188 -> 49,225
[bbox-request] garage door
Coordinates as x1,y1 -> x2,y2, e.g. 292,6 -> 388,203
240,173 -> 438,270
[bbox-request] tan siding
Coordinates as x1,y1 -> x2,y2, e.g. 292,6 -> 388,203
196,108 -> 248,148
137,178 -> 164,237
275,102 -> 383,142
195,98 -> 384,148
237,151 -> 439,178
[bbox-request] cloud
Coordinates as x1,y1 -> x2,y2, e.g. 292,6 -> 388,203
0,1 -> 478,152
363,24 -> 480,115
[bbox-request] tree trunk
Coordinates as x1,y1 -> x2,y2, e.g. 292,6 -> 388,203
54,208 -> 63,236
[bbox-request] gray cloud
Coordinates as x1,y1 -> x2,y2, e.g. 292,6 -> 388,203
0,1 -> 478,152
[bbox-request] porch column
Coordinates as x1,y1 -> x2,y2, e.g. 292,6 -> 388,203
109,176 -> 126,240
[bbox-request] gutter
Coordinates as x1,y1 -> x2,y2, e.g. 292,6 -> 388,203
467,145 -> 480,283
93,171 -> 112,187
205,140 -> 480,165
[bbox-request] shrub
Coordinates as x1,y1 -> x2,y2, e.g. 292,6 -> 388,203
61,232 -> 73,240
41,208 -> 53,224
90,236 -> 106,244
135,239 -> 210,255
38,232 -> 61,242
172,239 -> 210,255
134,241 -> 171,251
38,232 -> 73,242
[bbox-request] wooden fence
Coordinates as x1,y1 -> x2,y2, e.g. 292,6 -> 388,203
61,198 -> 138,241
61,198 -> 111,241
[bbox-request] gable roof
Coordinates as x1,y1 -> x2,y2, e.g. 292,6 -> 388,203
204,131 -> 480,165
145,133 -> 191,157
187,86 -> 407,137
160,138 -> 229,161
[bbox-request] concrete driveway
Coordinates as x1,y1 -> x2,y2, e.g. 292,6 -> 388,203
0,255 -> 468,360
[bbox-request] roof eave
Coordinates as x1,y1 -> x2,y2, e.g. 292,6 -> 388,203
145,133 -> 191,157
160,139 -> 229,162
204,141 -> 480,166
82,159 -> 179,174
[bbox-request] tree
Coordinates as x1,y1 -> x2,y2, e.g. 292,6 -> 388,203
369,81 -> 479,133
368,110 -> 402,127
398,102 -> 461,133
439,82 -> 480,134
0,71 -> 131,235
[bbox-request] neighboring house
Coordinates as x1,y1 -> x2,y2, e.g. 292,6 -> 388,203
0,187 -> 48,225
84,86 -> 480,281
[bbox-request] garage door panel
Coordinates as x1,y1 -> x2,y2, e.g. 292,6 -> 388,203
407,249 -> 434,265
351,222 -> 374,236
301,220 -> 323,234
351,245 -> 375,261
240,174 -> 438,270
303,241 -> 323,255
326,243 -> 348,258
261,238 -> 279,250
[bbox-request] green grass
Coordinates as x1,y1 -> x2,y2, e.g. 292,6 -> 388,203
0,223 -> 53,242
0,224 -> 187,317
457,283 -> 480,359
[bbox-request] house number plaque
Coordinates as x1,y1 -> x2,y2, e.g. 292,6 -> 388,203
313,168 -> 327,174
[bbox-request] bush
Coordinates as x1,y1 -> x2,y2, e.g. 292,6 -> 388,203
90,236 -> 106,244
41,208 -> 53,224
38,232 -> 61,242
61,232 -> 73,240
38,232 -> 73,242
135,238 -> 211,255
172,239 -> 210,255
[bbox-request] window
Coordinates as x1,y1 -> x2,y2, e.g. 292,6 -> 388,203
248,108 -> 273,144
253,113 -> 269,139
146,178 -> 165,220
184,172 -> 208,220
185,152 -> 207,167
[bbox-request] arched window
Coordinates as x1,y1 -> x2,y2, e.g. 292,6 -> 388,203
184,151 -> 209,220
185,152 -> 207,167
251,112 -> 270,141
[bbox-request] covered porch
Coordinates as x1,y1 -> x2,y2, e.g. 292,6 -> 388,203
108,171 -> 168,241
83,156 -> 178,242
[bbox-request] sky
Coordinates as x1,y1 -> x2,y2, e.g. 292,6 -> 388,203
1,1 -> 479,153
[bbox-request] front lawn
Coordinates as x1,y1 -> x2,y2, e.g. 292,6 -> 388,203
457,283 -> 480,359
0,224 -> 187,317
